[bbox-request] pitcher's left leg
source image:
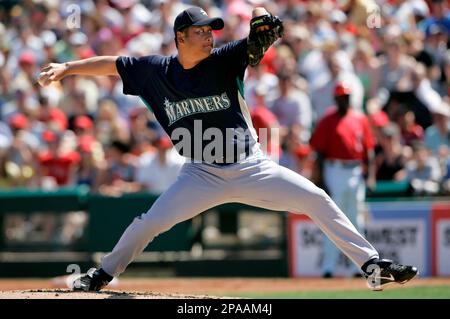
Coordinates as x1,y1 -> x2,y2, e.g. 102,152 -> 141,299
232,159 -> 378,268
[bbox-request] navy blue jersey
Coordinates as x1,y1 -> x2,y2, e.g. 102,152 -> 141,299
115,38 -> 260,164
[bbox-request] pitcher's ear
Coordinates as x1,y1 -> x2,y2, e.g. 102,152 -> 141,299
176,31 -> 185,44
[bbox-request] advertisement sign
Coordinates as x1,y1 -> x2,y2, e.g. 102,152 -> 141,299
431,204 -> 450,276
288,201 -> 431,277
364,219 -> 426,275
288,214 -> 356,277
369,201 -> 431,276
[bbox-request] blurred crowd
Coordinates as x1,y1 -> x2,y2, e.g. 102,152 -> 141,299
0,0 -> 449,196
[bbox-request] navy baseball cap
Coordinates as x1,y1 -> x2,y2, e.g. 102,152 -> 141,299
173,7 -> 224,34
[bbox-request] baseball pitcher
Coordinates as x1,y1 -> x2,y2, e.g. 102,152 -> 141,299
38,7 -> 417,291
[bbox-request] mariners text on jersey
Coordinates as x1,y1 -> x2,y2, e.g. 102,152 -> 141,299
164,93 -> 231,126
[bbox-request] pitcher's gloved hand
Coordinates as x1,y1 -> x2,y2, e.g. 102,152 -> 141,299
247,14 -> 284,66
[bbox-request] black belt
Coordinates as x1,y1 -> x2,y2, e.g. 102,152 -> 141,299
210,161 -> 237,166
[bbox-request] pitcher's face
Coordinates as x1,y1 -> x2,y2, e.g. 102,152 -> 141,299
181,25 -> 214,59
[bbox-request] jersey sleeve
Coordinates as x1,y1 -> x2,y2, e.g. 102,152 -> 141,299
115,56 -> 155,96
213,38 -> 248,79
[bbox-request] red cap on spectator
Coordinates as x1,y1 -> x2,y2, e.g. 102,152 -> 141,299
74,115 -> 93,130
19,51 -> 36,65
9,113 -> 29,129
47,108 -> 68,131
78,135 -> 95,153
42,130 -> 59,143
79,48 -> 95,59
155,136 -> 172,149
334,82 -> 352,96
295,144 -> 311,159
369,111 -> 390,128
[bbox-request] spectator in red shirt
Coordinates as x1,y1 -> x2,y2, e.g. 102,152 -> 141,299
38,95 -> 68,131
250,84 -> 281,160
310,82 -> 376,278
395,105 -> 424,146
38,131 -> 80,187
367,106 -> 390,146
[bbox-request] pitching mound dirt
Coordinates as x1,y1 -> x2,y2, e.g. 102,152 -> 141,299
1,278 -> 449,299
0,289 -> 234,299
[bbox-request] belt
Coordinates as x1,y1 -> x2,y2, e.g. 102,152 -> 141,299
189,159 -> 240,166
325,159 -> 362,168
210,161 -> 237,166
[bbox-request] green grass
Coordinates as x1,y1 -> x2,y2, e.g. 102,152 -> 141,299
222,286 -> 450,299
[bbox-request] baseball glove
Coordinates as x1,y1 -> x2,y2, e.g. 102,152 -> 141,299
247,14 -> 284,66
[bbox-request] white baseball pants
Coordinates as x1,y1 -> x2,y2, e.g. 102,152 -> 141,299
101,156 -> 378,277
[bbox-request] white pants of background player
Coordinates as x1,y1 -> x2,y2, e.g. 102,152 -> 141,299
322,161 -> 366,276
101,155 -> 378,277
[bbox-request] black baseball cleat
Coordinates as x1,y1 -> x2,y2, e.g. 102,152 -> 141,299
363,259 -> 418,291
72,268 -> 113,292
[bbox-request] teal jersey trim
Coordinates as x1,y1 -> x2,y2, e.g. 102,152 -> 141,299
236,77 -> 245,99
139,95 -> 154,113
